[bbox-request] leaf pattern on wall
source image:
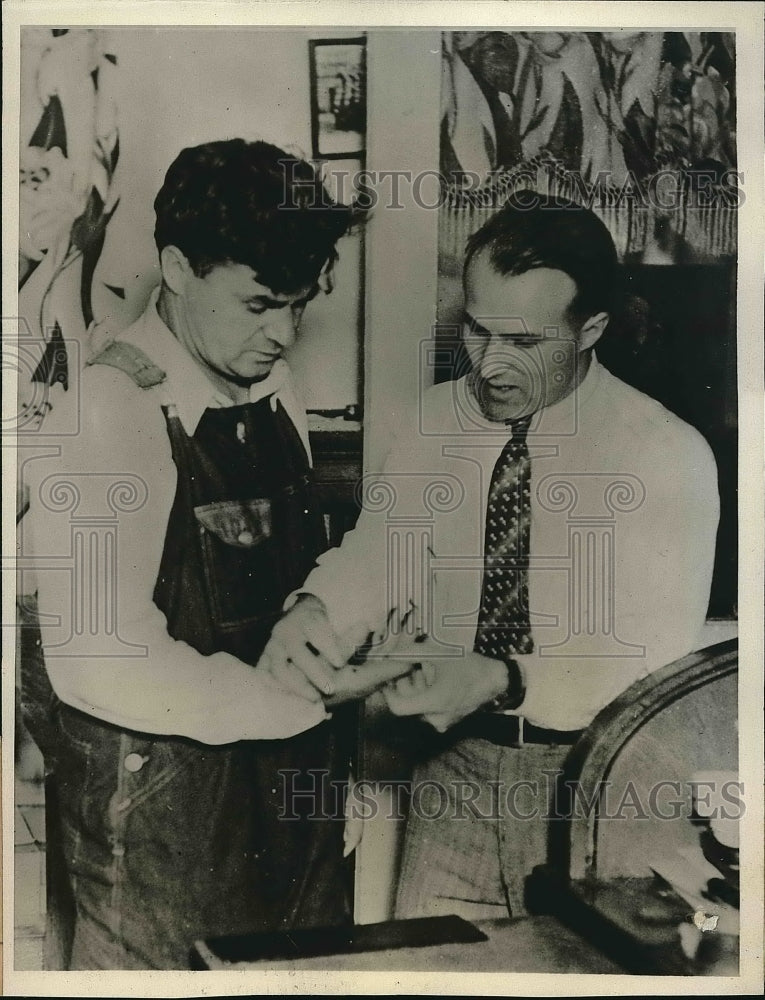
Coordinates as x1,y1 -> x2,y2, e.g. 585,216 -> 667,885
439,31 -> 737,269
30,320 -> 68,390
28,94 -> 67,155
19,28 -> 120,392
546,74 -> 583,172
441,31 -> 736,184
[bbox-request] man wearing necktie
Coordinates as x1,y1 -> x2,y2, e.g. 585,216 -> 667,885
260,195 -> 719,921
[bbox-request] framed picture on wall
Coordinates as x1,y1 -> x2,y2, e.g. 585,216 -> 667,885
309,37 -> 366,159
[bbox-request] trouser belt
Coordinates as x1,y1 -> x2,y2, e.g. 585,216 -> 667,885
458,712 -> 583,748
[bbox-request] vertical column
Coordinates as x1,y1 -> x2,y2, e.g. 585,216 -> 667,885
363,30 -> 441,475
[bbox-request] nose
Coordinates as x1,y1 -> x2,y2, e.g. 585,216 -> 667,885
479,335 -> 520,376
262,307 -> 297,350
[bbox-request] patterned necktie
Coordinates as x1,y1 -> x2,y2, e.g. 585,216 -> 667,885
474,416 -> 534,660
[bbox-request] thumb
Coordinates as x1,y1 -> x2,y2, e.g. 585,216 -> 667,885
338,620 -> 374,662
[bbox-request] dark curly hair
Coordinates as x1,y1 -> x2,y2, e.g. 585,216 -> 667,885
154,139 -> 364,294
465,193 -> 620,325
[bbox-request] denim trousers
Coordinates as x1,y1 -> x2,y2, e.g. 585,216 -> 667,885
24,359 -> 352,969
50,702 -> 350,969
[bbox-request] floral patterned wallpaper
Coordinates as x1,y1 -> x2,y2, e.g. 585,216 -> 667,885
441,31 -> 736,186
439,30 -> 737,282
18,28 -> 120,416
17,28 -> 738,403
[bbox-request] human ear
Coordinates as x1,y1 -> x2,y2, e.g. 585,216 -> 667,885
317,256 -> 335,295
578,311 -> 609,351
159,245 -> 193,296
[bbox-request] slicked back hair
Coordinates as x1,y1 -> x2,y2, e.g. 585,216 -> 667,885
465,193 -> 619,325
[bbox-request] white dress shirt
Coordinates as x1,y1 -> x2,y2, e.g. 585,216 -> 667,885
22,289 -> 329,744
300,356 -> 720,731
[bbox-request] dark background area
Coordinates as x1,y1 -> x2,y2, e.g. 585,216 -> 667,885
598,263 -> 737,619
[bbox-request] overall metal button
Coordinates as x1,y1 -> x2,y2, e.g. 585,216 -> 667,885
124,753 -> 147,773
237,529 -> 254,545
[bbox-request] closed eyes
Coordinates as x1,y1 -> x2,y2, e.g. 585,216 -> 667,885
245,285 -> 320,315
463,313 -> 540,349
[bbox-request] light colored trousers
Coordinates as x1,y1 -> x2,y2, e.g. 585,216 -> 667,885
395,736 -> 570,921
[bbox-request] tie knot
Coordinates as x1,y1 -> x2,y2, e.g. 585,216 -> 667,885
505,414 -> 532,446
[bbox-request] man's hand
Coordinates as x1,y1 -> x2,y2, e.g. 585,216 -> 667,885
381,636 -> 509,732
257,594 -> 413,705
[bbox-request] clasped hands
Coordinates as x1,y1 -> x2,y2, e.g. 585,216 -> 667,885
256,594 -> 509,732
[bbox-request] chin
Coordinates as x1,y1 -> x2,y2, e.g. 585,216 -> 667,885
236,364 -> 274,383
477,404 -> 515,424
480,395 -> 532,424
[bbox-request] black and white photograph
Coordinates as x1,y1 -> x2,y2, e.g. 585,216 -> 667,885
310,37 -> 366,158
3,2 -> 763,994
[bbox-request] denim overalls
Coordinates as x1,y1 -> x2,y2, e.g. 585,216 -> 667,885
45,342 -> 352,969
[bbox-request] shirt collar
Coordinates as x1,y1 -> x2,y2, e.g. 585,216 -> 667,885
123,286 -> 293,436
531,352 -> 602,436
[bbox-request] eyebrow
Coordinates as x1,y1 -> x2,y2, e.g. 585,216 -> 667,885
246,285 -> 320,309
245,295 -> 289,310
463,311 -> 540,339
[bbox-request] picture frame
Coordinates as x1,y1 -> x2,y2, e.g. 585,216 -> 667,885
309,37 -> 366,159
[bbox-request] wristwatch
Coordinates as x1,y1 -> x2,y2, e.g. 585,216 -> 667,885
483,657 -> 526,712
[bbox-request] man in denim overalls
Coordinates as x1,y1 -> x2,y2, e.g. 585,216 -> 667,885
23,139 -> 405,969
